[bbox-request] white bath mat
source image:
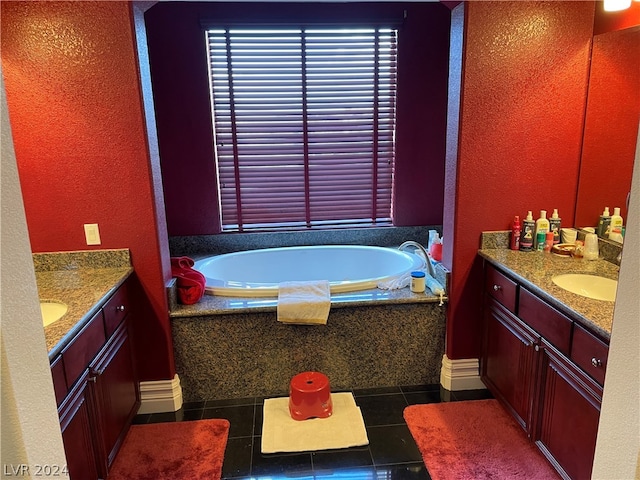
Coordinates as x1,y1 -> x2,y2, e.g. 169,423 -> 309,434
261,392 -> 369,454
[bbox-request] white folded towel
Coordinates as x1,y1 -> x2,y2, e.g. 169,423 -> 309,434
277,280 -> 331,325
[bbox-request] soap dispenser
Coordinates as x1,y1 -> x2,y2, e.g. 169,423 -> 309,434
534,210 -> 550,251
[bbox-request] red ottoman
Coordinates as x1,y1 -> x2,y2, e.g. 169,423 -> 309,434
288,371 -> 333,421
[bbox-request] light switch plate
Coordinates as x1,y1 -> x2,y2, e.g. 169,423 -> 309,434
84,223 -> 101,245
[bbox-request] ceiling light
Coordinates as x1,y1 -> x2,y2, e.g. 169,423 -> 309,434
604,0 -> 632,11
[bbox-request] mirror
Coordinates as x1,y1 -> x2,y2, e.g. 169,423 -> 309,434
574,24 -> 640,237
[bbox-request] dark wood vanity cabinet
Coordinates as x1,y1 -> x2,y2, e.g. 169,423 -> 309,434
58,371 -> 101,480
534,339 -> 602,480
482,296 -> 537,432
50,277 -> 139,480
481,262 -> 608,480
90,320 -> 139,473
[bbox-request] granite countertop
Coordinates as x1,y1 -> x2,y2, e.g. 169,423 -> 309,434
40,267 -> 132,358
34,250 -> 133,359
478,248 -> 619,339
171,286 -> 447,317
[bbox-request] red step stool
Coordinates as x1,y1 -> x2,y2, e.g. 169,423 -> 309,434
288,371 -> 333,421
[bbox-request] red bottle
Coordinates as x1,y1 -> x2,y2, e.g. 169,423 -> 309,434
510,216 -> 521,250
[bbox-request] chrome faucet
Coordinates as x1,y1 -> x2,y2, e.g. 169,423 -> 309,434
398,241 -> 436,278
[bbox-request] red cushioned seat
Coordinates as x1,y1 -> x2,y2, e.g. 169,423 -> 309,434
288,371 -> 333,421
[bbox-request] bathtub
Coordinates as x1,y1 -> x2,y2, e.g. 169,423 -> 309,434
193,245 -> 425,297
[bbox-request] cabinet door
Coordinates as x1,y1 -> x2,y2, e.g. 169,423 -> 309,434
51,355 -> 68,406
534,340 -> 602,480
58,371 -> 101,480
481,296 -> 538,433
90,320 -> 140,475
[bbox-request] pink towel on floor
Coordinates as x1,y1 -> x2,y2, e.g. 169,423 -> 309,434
171,257 -> 206,305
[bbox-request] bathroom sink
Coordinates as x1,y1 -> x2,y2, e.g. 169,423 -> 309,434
552,274 -> 617,302
41,302 -> 68,327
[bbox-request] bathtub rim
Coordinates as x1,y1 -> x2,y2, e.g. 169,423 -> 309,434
193,244 -> 425,297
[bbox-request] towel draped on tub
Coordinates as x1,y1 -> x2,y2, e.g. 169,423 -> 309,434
171,256 -> 206,305
277,280 -> 331,325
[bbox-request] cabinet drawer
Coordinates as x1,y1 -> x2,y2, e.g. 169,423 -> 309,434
62,310 -> 106,387
485,264 -> 517,313
104,282 -> 130,337
571,324 -> 608,385
518,288 -> 572,355
51,355 -> 68,406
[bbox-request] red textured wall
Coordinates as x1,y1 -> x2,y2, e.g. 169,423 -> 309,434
145,2 -> 451,234
444,1 -> 595,360
575,26 -> 640,228
1,1 -> 174,382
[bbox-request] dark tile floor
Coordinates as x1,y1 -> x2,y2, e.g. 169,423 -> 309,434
133,384 -> 493,480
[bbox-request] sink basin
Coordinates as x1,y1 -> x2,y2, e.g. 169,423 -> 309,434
41,302 -> 68,327
552,274 -> 617,302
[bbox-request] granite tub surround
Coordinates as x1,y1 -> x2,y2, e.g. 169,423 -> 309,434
171,302 -> 446,401
478,247 -> 619,339
35,249 -> 133,357
169,225 -> 439,257
171,283 -> 446,317
169,235 -> 450,316
169,228 -> 449,401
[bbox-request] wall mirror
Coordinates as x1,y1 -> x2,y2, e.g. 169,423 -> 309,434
574,24 -> 640,239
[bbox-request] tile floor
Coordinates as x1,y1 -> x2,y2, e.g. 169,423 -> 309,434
133,384 -> 493,479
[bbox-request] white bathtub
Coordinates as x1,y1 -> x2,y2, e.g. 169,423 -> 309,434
193,245 -> 425,297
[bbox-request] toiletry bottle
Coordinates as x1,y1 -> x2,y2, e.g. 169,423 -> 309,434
536,231 -> 546,251
534,210 -> 549,250
520,211 -> 535,251
510,215 -> 521,250
544,231 -> 554,253
610,207 -> 623,236
597,207 -> 611,238
549,209 -> 561,245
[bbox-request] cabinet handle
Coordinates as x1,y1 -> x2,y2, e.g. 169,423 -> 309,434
591,358 -> 603,368
493,285 -> 502,291
90,367 -> 105,377
116,305 -> 126,312
88,376 -> 98,383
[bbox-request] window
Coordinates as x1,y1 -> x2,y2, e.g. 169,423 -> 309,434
206,27 -> 398,231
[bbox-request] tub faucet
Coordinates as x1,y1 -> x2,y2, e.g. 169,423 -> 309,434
398,241 -> 436,279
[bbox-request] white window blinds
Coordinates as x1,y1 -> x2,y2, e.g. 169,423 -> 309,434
206,27 -> 398,231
